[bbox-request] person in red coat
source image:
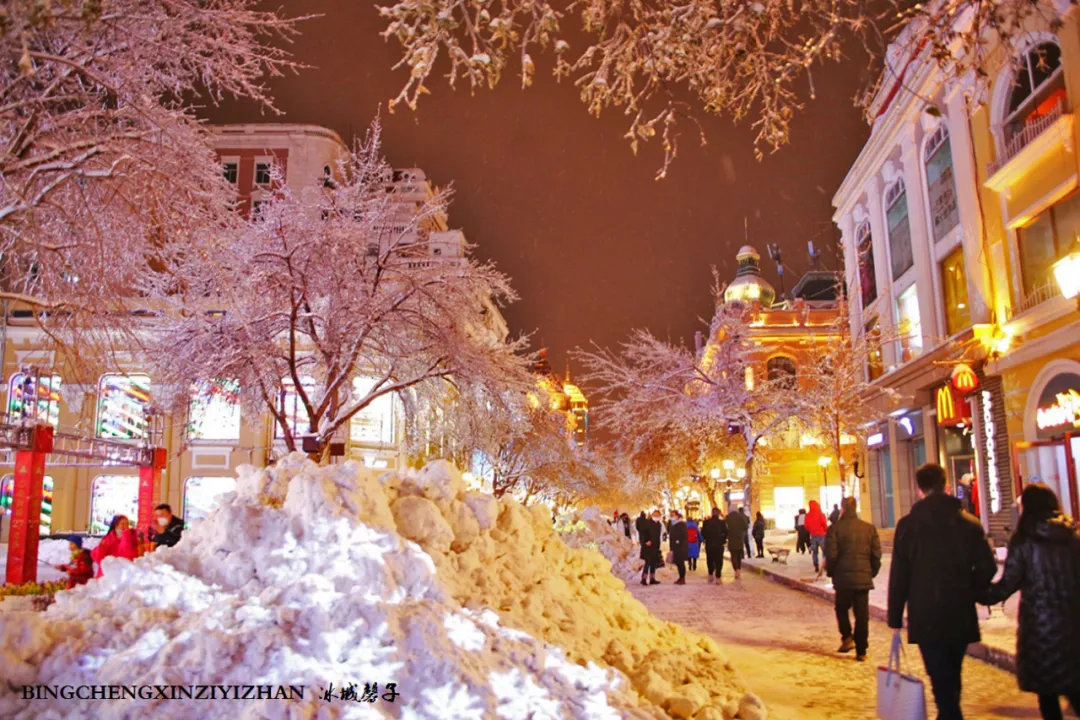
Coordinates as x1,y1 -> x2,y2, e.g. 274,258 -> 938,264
806,500 -> 829,574
55,536 -> 94,589
91,515 -> 141,577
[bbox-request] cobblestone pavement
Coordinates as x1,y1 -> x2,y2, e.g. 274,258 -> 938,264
628,567 -> 1070,720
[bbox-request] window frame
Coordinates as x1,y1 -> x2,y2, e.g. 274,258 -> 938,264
856,221 -> 878,309
1005,43 -> 1065,131
894,284 -> 924,363
1,473 -> 54,535
182,475 -> 238,526
765,355 -> 798,390
275,376 -> 317,440
923,125 -> 961,242
88,474 -> 139,535
884,178 -> 914,281
7,372 -> 62,426
186,378 -> 242,444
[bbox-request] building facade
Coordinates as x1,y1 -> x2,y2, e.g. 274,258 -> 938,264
0,124 -> 508,541
833,4 -> 1080,539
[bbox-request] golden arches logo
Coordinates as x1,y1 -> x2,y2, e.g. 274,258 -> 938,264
937,386 -> 956,422
951,364 -> 978,393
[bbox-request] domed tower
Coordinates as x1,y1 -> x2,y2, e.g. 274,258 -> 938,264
723,245 -> 776,307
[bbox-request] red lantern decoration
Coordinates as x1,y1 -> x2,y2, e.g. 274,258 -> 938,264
951,364 -> 979,395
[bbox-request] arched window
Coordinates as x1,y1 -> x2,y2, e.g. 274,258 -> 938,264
183,476 -> 238,526
924,125 -> 960,240
885,179 -> 913,280
276,376 -> 317,439
8,372 -> 61,426
187,379 -> 241,442
1,474 -> 54,535
89,475 -> 139,534
767,356 -> 797,389
96,374 -> 151,439
856,221 -> 877,308
1003,42 -> 1066,148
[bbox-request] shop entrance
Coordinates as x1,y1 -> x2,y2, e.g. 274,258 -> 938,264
1013,434 -> 1079,520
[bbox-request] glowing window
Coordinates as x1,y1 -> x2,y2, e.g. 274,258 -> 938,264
187,379 -> 241,442
885,179 -> 913,280
276,377 -> 317,439
89,475 -> 139,534
1,474 -> 54,535
350,377 -> 396,447
182,476 -> 238,526
924,126 -> 959,241
896,285 -> 923,363
8,372 -> 61,426
96,374 -> 151,440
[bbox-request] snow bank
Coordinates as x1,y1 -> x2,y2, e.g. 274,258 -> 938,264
558,507 -> 644,581
35,537 -> 100,566
0,456 -> 760,719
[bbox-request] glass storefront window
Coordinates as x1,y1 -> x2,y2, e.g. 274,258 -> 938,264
187,379 -> 241,442
8,373 -> 61,426
183,476 -> 238,526
940,246 -> 971,336
1017,190 -> 1080,297
1,474 -> 54,535
866,318 -> 884,381
896,285 -> 923,363
89,475 -> 139,534
350,377 -> 396,447
96,374 -> 152,440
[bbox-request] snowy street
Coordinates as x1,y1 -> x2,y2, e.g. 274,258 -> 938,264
629,566 -> 1069,720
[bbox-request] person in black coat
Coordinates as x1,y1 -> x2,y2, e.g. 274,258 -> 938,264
149,504 -> 185,549
639,510 -> 663,586
635,511 -> 648,544
825,496 -> 882,661
752,512 -> 766,558
619,512 -> 631,538
668,510 -> 689,585
888,464 -> 997,720
701,507 -> 728,583
981,483 -> 1080,720
726,506 -> 750,579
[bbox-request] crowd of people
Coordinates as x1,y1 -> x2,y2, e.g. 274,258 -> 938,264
52,503 -> 186,588
613,461 -> 1080,720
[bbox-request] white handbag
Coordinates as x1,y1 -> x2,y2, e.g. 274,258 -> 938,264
876,633 -> 927,720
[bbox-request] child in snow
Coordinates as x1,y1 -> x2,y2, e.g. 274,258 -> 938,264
54,536 -> 94,589
686,518 -> 701,571
91,514 -> 141,577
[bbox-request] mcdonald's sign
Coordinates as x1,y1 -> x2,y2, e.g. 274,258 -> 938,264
936,384 -> 971,427
950,364 -> 979,395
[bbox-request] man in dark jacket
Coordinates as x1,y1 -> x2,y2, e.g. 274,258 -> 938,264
701,507 -> 729,583
825,496 -> 881,661
888,464 -> 997,720
726,506 -> 750,580
149,503 -> 185,549
639,510 -> 663,586
635,511 -> 648,545
669,510 -> 689,585
829,504 -> 841,525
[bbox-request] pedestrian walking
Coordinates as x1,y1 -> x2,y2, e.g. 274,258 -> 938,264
825,497 -> 881,662
829,504 -> 841,525
726,505 -> 750,580
795,509 -> 809,553
669,510 -> 688,585
149,503 -> 185,550
752,512 -> 766,558
635,511 -> 648,544
54,536 -> 94,590
888,463 -> 997,720
806,500 -> 829,573
91,514 -> 142,577
619,512 -> 632,538
639,510 -> 663,586
741,505 -> 752,559
686,517 -> 701,571
701,507 -> 728,583
980,483 -> 1080,720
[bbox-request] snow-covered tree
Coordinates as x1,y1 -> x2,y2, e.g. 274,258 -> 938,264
578,299 -> 797,510
149,122 -> 531,460
799,297 -> 900,494
1,0 -> 300,355
378,0 -> 1064,174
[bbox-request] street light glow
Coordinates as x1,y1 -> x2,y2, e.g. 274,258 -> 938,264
818,456 -> 831,467
722,459 -> 735,471
710,468 -> 721,480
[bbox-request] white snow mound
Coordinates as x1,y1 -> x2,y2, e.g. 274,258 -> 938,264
0,455 -> 760,719
558,507 -> 644,581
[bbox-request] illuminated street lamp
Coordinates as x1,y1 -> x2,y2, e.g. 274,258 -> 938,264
1052,248 -> 1080,311
736,468 -> 747,480
722,459 -> 736,473
710,468 -> 721,480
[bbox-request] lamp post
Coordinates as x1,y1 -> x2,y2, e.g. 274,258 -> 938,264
818,456 -> 831,506
1052,248 -> 1080,311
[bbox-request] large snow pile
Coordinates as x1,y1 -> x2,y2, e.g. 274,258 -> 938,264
35,536 -> 101,565
0,456 -> 762,719
558,507 -> 644,581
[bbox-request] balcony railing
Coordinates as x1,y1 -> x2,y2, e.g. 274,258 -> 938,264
988,96 -> 1066,176
1007,278 -> 1059,321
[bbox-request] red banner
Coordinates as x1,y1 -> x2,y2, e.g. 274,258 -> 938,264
137,465 -> 160,537
5,449 -> 47,585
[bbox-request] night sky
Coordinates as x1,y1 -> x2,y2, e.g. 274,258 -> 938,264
210,1 -> 873,382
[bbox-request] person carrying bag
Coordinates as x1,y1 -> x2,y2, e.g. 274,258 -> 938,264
877,632 -> 927,720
